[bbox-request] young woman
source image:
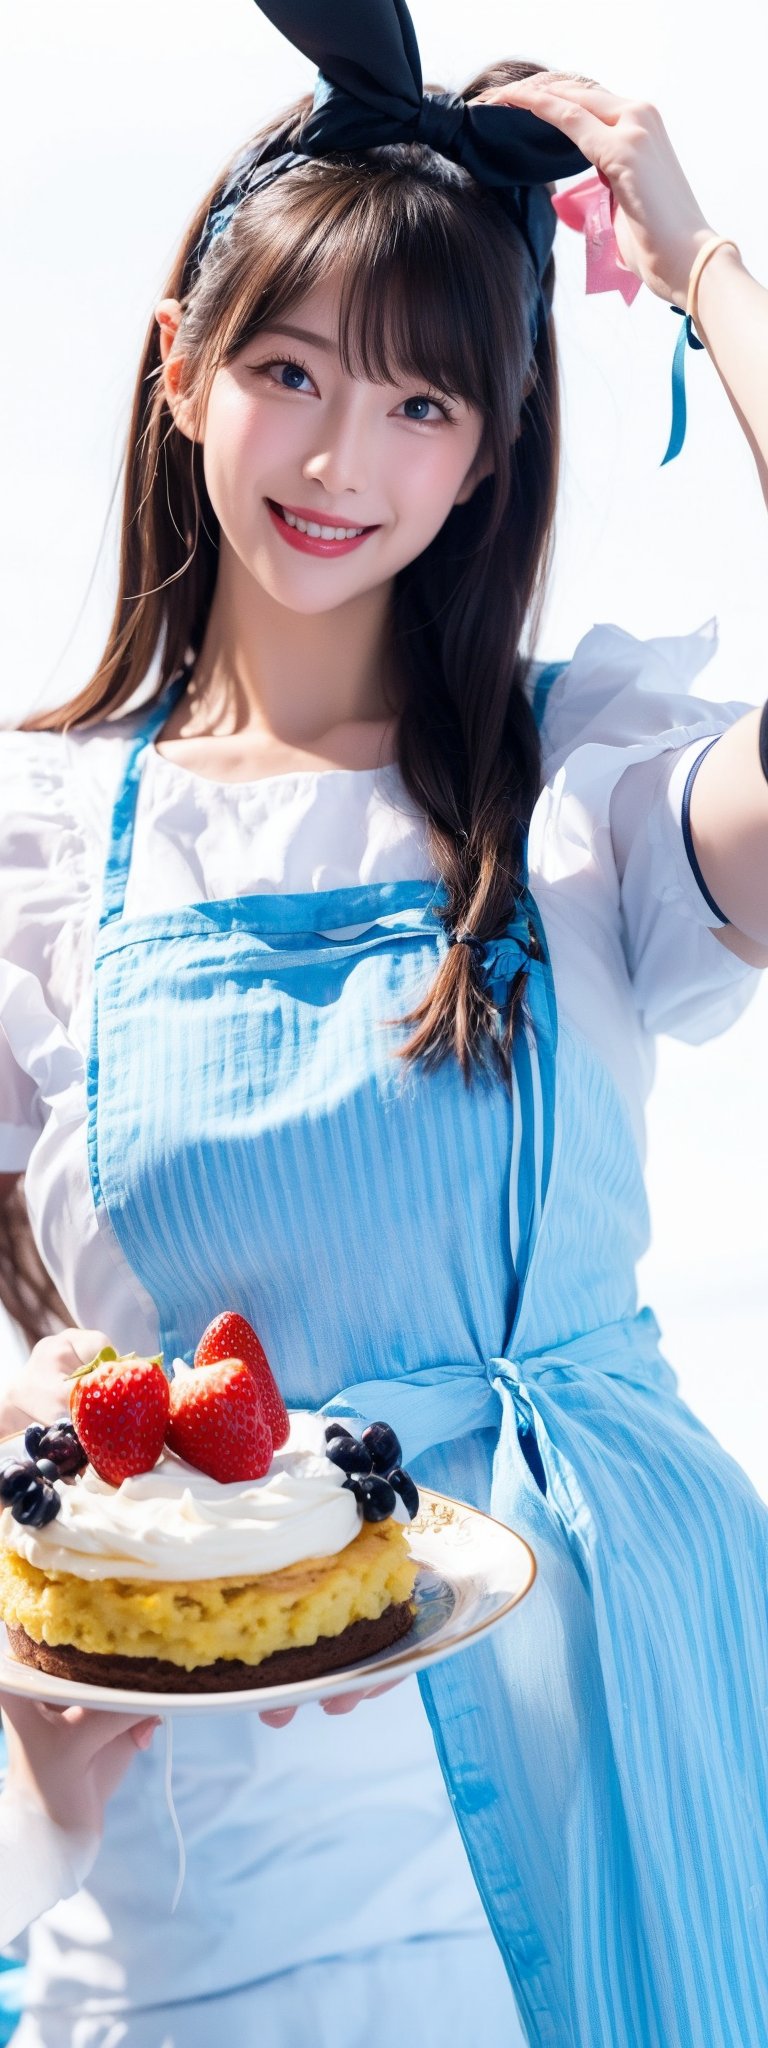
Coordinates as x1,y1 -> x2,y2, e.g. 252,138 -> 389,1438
1,8 -> 767,2044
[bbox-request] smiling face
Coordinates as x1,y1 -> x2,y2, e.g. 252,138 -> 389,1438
160,273 -> 491,620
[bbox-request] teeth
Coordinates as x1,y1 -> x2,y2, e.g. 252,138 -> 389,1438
280,507 -> 365,540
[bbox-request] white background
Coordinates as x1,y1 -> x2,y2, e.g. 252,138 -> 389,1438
2,1 -> 766,1495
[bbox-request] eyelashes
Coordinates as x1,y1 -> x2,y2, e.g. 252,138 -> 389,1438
250,351 -> 459,422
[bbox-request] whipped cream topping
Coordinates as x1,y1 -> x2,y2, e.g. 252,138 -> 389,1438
1,1410 -> 362,1582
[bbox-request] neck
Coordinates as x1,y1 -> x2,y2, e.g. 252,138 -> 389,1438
185,542 -> 401,749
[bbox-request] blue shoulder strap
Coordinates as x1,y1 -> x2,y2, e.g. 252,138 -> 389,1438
530,658 -> 569,735
98,670 -> 190,930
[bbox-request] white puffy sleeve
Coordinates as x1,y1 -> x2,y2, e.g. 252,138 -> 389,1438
0,729 -> 90,1173
536,621 -> 763,1041
0,1781 -> 99,1949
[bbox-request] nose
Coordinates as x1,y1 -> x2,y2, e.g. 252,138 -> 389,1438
301,391 -> 373,500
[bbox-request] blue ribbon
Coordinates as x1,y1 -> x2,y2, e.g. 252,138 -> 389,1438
661,308 -> 705,467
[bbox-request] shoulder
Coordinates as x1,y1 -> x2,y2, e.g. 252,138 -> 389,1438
0,727 -> 82,896
0,706 -> 145,834
530,619 -> 753,775
0,707 -> 143,954
527,623 -> 764,1046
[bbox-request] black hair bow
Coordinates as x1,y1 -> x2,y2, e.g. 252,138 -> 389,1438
199,0 -> 590,303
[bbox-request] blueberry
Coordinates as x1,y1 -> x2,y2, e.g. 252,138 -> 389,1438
327,1437 -> 373,1475
12,1478 -> 60,1528
38,1426 -> 87,1476
324,1423 -> 354,1445
387,1467 -> 420,1519
12,1479 -> 46,1524
0,1460 -> 39,1506
354,1474 -> 398,1523
361,1422 -> 402,1474
35,1458 -> 61,1482
36,1486 -> 62,1527
24,1424 -> 46,1460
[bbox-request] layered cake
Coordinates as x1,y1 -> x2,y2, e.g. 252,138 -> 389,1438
0,1314 -> 419,1693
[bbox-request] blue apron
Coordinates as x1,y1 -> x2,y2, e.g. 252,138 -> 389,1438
28,675 -> 768,2045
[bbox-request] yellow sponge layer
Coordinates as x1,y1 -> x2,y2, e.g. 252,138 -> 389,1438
0,1521 -> 417,1672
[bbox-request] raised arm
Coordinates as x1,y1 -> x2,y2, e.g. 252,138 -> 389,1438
693,248 -> 768,507
476,71 -> 768,964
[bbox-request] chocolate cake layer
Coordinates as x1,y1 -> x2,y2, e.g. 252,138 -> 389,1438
6,1600 -> 415,1693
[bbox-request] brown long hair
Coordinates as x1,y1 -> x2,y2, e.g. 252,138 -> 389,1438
5,58 -> 561,1348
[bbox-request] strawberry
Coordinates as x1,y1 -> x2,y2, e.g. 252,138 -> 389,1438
167,1358 -> 273,1484
68,1346 -> 170,1487
194,1312 -> 290,1451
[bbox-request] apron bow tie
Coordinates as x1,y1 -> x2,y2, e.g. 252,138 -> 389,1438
323,1309 -> 672,1500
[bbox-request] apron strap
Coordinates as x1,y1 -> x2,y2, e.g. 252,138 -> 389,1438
508,660 -> 565,1300
455,877 -> 558,1320
97,668 -> 191,929
508,899 -> 558,1313
530,657 -> 569,737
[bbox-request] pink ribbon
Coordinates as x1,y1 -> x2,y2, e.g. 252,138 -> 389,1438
551,174 -> 642,306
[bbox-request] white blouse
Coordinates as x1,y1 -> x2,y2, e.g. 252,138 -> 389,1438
0,618 -> 760,1364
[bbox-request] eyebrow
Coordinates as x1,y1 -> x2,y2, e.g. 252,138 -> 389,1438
260,323 -> 337,352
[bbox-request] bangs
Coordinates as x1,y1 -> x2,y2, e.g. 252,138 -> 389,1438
212,154 -> 533,424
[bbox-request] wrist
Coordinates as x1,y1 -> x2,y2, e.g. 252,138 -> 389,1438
668,224 -> 720,311
1,1763 -> 102,1847
1,1781 -> 100,1878
693,240 -> 744,336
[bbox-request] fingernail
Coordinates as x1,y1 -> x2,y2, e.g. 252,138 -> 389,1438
135,1719 -> 161,1748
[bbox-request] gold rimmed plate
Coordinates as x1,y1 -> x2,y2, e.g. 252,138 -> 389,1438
0,1457 -> 536,1715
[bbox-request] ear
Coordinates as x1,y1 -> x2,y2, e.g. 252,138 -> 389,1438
154,298 -> 200,443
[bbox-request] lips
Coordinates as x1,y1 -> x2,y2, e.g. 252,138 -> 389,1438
267,499 -> 375,534
266,500 -> 379,558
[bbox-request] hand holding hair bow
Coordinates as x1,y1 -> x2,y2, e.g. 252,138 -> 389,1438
477,71 -> 724,462
476,71 -> 715,312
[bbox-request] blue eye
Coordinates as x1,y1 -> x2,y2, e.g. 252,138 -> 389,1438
270,357 -> 314,391
401,393 -> 453,423
248,354 -> 315,392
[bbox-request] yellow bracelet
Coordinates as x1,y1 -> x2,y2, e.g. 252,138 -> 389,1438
686,234 -> 741,330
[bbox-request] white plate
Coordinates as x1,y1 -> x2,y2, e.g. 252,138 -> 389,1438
0,1483 -> 536,1715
